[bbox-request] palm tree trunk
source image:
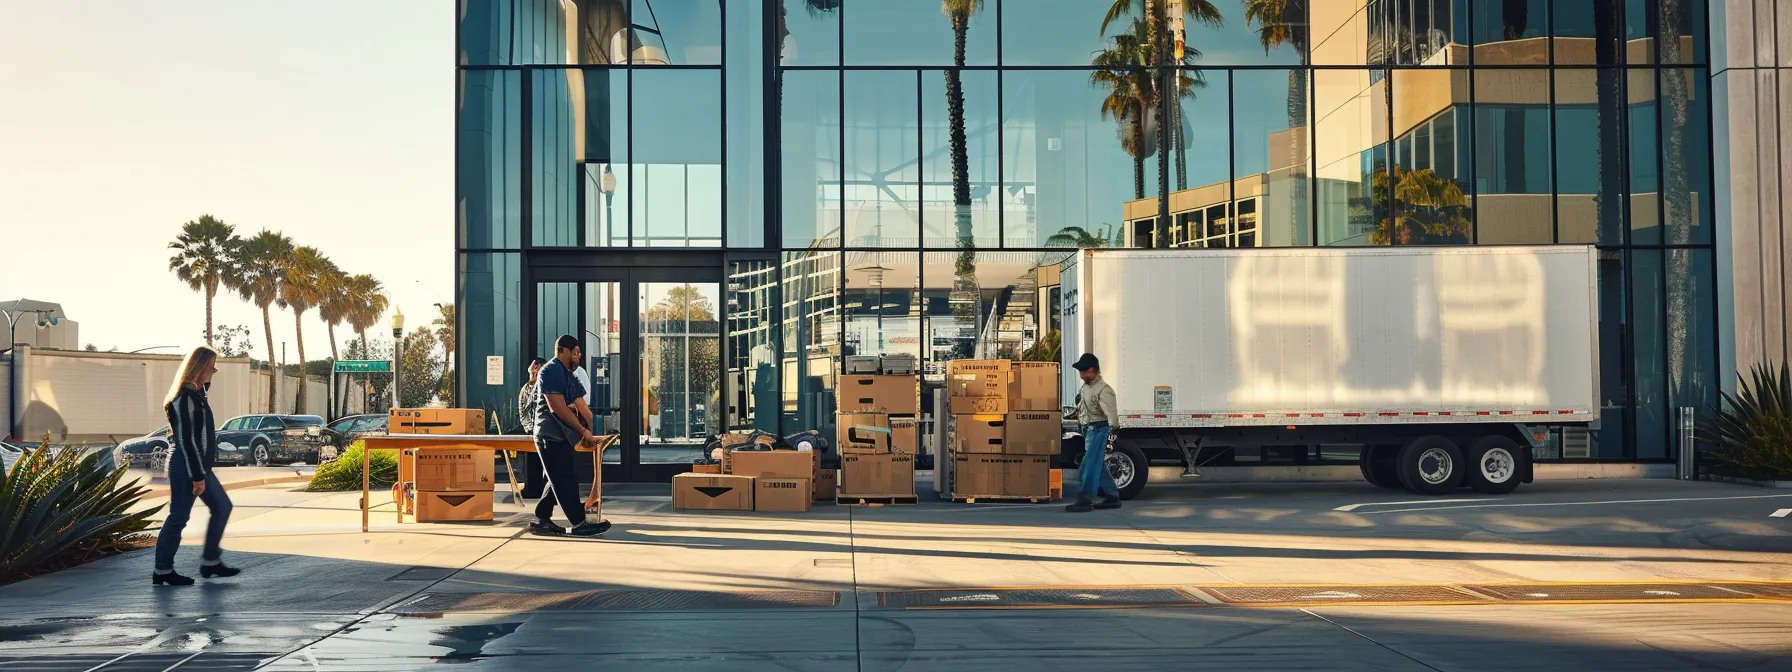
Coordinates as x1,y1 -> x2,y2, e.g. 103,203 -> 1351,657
1593,0 -> 1623,243
949,13 -> 979,356
327,323 -> 341,418
1174,95 -> 1186,191
1659,0 -> 1693,409
204,281 -> 216,346
293,311 -> 308,414
1288,66 -> 1308,244
1153,2 -> 1171,249
1133,118 -> 1147,200
261,305 -> 277,413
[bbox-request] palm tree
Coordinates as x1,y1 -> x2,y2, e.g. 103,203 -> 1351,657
1103,0 -> 1222,243
1369,167 -> 1472,246
231,230 -> 293,412
317,264 -> 354,417
431,303 -> 456,406
1244,0 -> 1309,239
343,274 -> 390,352
278,246 -> 333,414
1093,19 -> 1157,200
1044,225 -> 1116,248
943,0 -> 987,359
167,215 -> 240,346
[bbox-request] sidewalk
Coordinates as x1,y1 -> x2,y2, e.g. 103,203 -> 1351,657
129,466 -> 316,503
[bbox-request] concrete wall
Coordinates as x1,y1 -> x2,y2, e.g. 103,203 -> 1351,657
1713,0 -> 1792,384
2,348 -> 365,443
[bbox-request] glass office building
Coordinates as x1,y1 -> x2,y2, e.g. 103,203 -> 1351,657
458,0 -> 1728,481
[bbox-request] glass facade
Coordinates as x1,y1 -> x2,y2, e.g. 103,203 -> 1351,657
459,0 -> 1719,473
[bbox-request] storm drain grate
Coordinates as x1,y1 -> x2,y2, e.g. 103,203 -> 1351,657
1204,584 -> 1484,605
1467,583 -> 1782,602
387,566 -> 457,582
389,590 -> 840,615
882,587 -> 1201,610
0,652 -> 276,671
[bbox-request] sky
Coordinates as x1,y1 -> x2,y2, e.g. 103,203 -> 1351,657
0,1 -> 451,360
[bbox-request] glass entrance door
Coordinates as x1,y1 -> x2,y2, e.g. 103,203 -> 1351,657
533,269 -> 721,482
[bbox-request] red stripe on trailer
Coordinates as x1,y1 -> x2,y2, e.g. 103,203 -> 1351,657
1440,411 -> 1454,416
1414,412 -> 1430,416
1126,415 -> 1142,419
1475,412 -> 1492,416
1379,412 -> 1399,417
1531,411 -> 1550,415
1152,414 -> 1167,418
1559,410 -> 1575,414
1286,413 -> 1301,418
1251,414 -> 1267,418
1227,413 -> 1245,418
1344,413 -> 1364,417
1498,411 -> 1515,416
1310,413 -> 1325,418
1193,414 -> 1212,419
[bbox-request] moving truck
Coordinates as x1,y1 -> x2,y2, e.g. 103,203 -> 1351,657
1059,246 -> 1599,499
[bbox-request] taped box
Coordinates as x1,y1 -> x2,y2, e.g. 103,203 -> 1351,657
838,375 -> 919,415
755,478 -> 813,512
837,413 -> 892,454
673,474 -> 755,511
839,453 -> 915,496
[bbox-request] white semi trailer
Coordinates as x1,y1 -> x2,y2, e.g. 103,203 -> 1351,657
1059,246 -> 1600,498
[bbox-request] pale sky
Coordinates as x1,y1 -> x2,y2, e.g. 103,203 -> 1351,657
0,1 -> 451,360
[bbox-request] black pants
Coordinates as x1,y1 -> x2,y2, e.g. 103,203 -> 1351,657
520,451 -> 546,498
534,437 -> 586,526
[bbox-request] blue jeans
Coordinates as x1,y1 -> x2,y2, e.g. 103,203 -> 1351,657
1079,423 -> 1120,502
155,457 -> 232,572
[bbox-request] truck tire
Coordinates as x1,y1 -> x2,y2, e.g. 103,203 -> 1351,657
1358,446 -> 1402,489
1464,435 -> 1523,495
1108,441 -> 1150,501
1396,435 -> 1463,496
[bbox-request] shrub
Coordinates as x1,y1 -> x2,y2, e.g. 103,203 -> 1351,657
2,443 -> 161,582
1701,362 -> 1792,482
306,441 -> 399,491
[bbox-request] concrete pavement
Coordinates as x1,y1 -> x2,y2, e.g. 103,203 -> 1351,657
1,477 -> 1789,670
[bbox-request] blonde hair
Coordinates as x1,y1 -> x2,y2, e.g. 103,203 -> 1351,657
164,345 -> 220,409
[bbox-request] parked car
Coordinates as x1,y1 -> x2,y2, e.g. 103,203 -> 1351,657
115,426 -> 172,469
1,441 -> 22,474
327,414 -> 389,440
215,414 -> 340,466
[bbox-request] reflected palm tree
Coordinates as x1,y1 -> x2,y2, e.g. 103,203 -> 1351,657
1368,167 -> 1471,246
1093,19 -> 1156,200
1244,0 -> 1308,237
1101,0 -> 1222,244
1044,225 -> 1117,249
944,0 -> 987,359
1658,0 -> 1696,402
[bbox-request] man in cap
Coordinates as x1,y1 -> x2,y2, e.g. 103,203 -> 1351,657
1066,353 -> 1122,512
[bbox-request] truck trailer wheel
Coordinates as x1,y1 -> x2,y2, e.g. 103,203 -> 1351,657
1107,442 -> 1150,500
1464,435 -> 1523,495
1358,446 -> 1402,489
1396,436 -> 1463,496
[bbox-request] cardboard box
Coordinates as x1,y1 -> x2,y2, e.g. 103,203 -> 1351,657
412,449 -> 496,491
839,453 -> 915,496
889,415 -> 919,454
729,450 -> 817,480
814,469 -> 837,501
1009,362 -> 1062,411
950,454 -> 1051,498
947,360 -> 1012,398
755,478 -> 813,512
673,474 -> 755,511
949,395 -> 1009,415
1049,468 -> 1064,501
692,463 -> 722,474
952,414 -> 1006,454
390,408 -> 487,435
414,490 -> 494,522
1003,411 -> 1061,456
837,413 -> 892,454
838,375 -> 919,414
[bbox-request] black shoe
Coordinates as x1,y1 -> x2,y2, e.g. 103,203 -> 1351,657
568,520 -> 612,537
199,563 -> 241,579
528,519 -> 564,535
152,571 -> 194,586
1065,501 -> 1094,513
1094,499 -> 1122,510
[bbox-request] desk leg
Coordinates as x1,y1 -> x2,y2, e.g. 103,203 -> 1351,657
360,447 -> 370,533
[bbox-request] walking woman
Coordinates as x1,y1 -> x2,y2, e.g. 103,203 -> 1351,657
153,345 -> 240,586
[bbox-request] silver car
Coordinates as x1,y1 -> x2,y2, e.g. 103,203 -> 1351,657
1,441 -> 22,474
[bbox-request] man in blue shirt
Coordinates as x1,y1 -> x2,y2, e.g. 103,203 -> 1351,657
530,335 -> 610,537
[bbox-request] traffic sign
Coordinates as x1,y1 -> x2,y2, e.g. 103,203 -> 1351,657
333,360 -> 391,373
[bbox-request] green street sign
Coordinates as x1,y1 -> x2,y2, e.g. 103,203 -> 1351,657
333,360 -> 391,373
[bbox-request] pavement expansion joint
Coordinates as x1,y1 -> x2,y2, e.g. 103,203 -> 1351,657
867,581 -> 1792,610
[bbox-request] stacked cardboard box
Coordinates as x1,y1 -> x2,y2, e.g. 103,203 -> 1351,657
835,373 -> 920,500
945,361 -> 1061,499
673,473 -> 755,511
392,409 -> 495,522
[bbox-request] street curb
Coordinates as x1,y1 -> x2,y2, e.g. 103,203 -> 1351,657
137,475 -> 313,502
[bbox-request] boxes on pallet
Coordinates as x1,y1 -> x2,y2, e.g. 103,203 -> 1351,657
889,415 -> 918,454
729,450 -> 818,480
951,454 -> 1051,499
755,478 -> 813,512
673,474 -> 755,511
837,413 -> 892,453
1009,362 -> 1061,411
414,491 -> 494,522
413,449 -> 496,491
839,453 -> 915,496
947,359 -> 1011,398
1003,411 -> 1060,456
389,408 -> 487,435
949,395 -> 1009,415
814,469 -> 837,501
952,414 -> 1006,454
838,375 -> 919,414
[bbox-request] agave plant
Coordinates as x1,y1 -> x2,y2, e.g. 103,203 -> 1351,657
1,442 -> 161,581
1700,362 -> 1792,481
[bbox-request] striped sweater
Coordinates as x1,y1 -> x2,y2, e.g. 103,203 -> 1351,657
164,385 -> 217,483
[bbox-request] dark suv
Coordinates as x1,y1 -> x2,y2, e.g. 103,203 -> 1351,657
215,414 -> 340,466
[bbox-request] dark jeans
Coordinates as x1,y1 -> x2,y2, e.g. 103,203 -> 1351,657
1078,423 -> 1120,503
534,438 -> 587,526
155,459 -> 232,572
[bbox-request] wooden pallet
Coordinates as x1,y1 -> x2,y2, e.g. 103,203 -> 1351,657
836,495 -> 919,507
951,494 -> 1052,504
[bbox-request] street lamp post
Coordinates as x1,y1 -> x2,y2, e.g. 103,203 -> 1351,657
391,308 -> 405,411
2,305 -> 59,442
